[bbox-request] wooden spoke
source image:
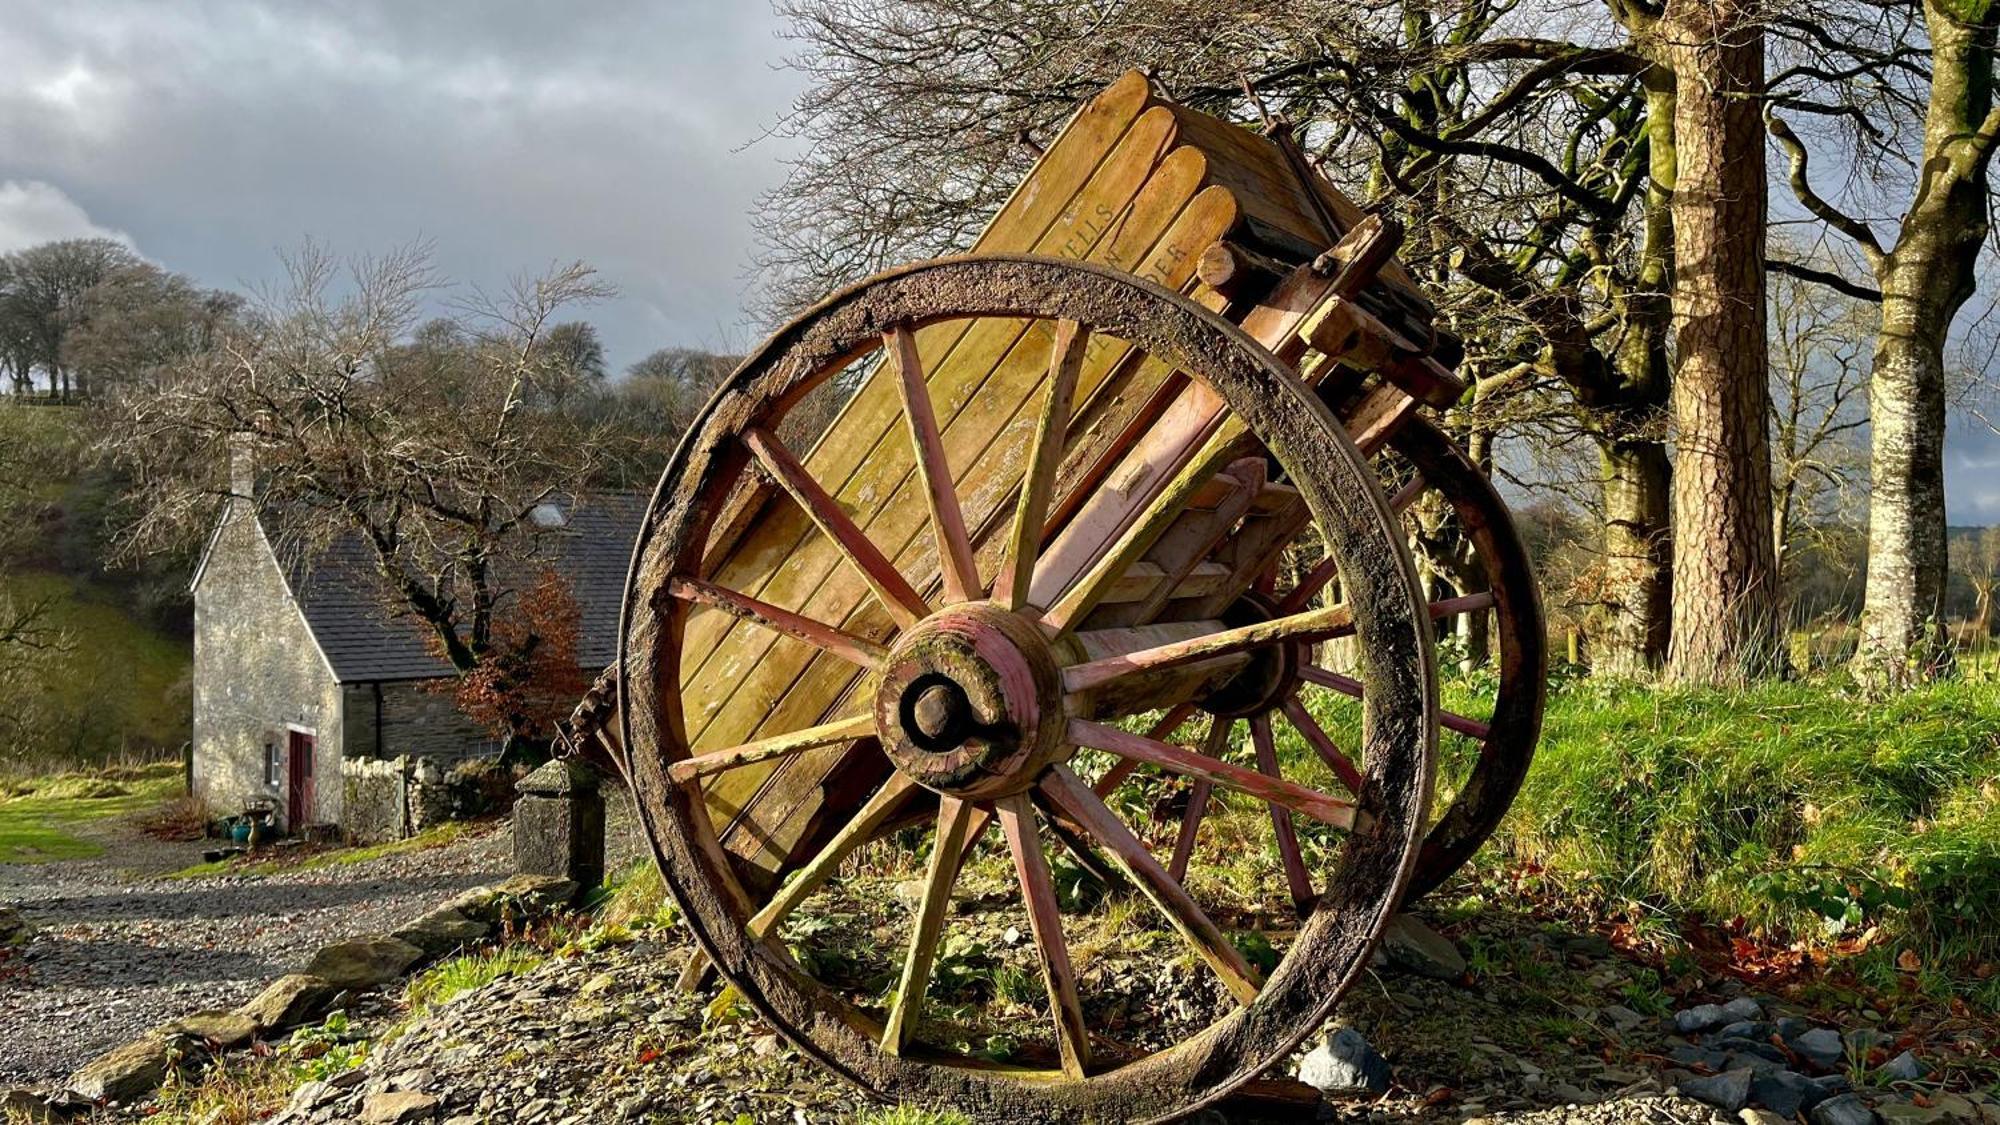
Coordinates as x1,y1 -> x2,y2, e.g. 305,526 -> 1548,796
997,320 -> 1089,612
748,773 -> 918,939
1278,475 -> 1426,614
668,577 -> 887,670
1388,473 -> 1427,512
1281,590 -> 1497,642
885,326 -> 981,604
1067,718 -> 1357,830
1168,718 -> 1231,881
1280,696 -> 1365,793
883,795 -> 982,1055
1301,665 -> 1491,740
1040,765 -> 1262,1005
995,793 -> 1090,1079
1064,603 -> 1354,695
742,425 -> 930,629
673,773 -> 919,991
1167,779 -> 1213,883
1091,702 -> 1198,799
667,714 -> 876,784
1251,715 -> 1314,912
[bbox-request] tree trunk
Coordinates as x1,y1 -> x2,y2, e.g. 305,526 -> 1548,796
1660,0 -> 1784,683
1854,0 -> 1997,688
1599,438 -> 1673,675
1598,74 -> 1676,678
1856,312 -> 1952,683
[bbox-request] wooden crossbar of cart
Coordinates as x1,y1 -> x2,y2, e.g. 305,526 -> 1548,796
567,71 -> 1546,1123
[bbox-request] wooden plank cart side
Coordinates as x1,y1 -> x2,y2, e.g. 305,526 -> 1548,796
566,72 -> 1547,1123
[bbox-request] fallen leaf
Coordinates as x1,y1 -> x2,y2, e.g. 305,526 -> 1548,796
1897,949 -> 1922,973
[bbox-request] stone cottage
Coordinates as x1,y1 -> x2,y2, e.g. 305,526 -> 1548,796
189,452 -> 642,837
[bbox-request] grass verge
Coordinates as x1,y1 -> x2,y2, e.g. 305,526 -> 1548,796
0,762 -> 182,863
167,820 -> 480,879
1498,667 -> 2000,966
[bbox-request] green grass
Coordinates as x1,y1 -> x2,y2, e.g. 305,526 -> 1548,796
0,568 -> 191,767
0,762 -> 181,862
1500,666 -> 2000,960
852,1109 -> 973,1125
404,945 -> 547,1012
166,820 -> 477,879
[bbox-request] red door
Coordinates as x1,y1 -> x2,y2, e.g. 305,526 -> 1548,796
286,730 -> 315,829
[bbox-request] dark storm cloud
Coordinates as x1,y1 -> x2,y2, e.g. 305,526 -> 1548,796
0,1 -> 803,366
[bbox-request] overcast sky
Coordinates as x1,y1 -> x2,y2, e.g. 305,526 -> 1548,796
0,1 -> 1994,522
0,1 -> 801,365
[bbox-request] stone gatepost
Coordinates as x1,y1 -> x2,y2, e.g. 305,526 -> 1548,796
513,759 -> 605,892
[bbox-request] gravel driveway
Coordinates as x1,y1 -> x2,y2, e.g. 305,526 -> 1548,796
0,818 -> 511,1084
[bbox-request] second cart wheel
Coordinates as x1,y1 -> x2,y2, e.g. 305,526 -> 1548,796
619,256 -> 1439,1121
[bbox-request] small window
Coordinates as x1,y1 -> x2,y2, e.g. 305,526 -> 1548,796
264,742 -> 281,788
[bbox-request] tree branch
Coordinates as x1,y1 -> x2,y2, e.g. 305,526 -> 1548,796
1767,258 -> 1883,302
1766,112 -> 1888,272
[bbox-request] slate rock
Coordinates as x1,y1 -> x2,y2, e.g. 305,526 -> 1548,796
305,936 -> 426,990
1723,997 -> 1767,1023
441,875 -> 577,925
237,973 -> 338,1032
1878,1051 -> 1926,1083
1683,1068 -> 1755,1113
393,907 -> 489,958
1752,1069 -> 1822,1119
160,1008 -> 260,1050
1380,914 -> 1467,981
1725,1050 -> 1789,1076
0,906 -> 32,947
1713,1020 -> 1776,1044
1795,1027 -> 1848,1071
361,1090 -> 442,1123
0,1089 -> 53,1123
1677,1004 -> 1731,1034
1778,1016 -> 1816,1042
1671,1044 -> 1730,1070
1297,1027 -> 1392,1095
1600,1004 -> 1647,1033
66,1036 -> 174,1103
1812,1093 -> 1879,1125
1722,1040 -> 1791,1065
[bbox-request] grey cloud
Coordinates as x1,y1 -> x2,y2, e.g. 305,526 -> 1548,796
0,0 -> 803,366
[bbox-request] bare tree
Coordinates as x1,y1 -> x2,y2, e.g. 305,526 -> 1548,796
1955,526 -> 2000,638
104,244 -> 622,739
0,239 -> 144,398
1766,258 -> 1872,580
1767,0 -> 2000,686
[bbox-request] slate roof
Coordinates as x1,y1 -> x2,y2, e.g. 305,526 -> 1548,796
265,493 -> 645,684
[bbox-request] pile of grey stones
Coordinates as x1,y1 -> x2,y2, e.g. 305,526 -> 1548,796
1665,997 -> 1989,1125
0,873 -> 577,1123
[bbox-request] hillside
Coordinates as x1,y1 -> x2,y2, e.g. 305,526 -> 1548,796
0,404 -> 193,771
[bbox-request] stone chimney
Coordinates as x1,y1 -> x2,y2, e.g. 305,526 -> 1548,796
228,433 -> 255,500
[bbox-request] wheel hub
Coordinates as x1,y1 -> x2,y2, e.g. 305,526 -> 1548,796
873,602 -> 1068,798
1200,593 -> 1306,719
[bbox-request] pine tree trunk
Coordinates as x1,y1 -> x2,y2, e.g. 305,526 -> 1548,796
1660,0 -> 1785,683
1853,0 -> 1997,688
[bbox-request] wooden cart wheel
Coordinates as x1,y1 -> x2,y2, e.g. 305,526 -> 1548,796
619,255 -> 1437,1122
1091,414 -> 1546,919
1388,416 -> 1548,902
